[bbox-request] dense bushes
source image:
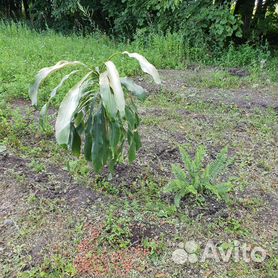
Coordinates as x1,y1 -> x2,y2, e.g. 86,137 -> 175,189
1,0 -> 278,48
0,0 -> 277,80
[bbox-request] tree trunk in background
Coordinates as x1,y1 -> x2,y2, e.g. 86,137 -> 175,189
13,0 -> 22,19
22,0 -> 30,19
234,0 -> 256,38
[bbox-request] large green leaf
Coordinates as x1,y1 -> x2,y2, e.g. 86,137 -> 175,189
105,61 -> 125,118
125,105 -> 141,163
55,72 -> 92,145
123,51 -> 161,85
120,77 -> 147,101
91,107 -> 110,172
30,61 -> 83,106
84,109 -> 94,162
68,123 -> 81,157
128,139 -> 137,162
83,95 -> 99,162
99,71 -> 117,118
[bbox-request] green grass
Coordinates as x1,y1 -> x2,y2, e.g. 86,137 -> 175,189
0,22 -> 140,102
0,22 -> 278,278
0,22 -> 277,104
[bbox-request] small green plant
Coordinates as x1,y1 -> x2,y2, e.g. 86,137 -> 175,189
96,179 -> 120,195
19,254 -> 76,278
66,159 -> 89,176
99,209 -> 132,249
28,159 -> 45,173
30,52 -> 160,173
142,239 -> 164,258
164,145 -> 232,206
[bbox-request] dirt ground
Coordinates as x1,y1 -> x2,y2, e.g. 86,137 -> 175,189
0,68 -> 277,277
136,69 -> 278,109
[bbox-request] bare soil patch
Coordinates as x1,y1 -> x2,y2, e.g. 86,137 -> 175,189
135,69 -> 278,109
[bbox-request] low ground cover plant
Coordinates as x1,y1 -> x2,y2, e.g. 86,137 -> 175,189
164,145 -> 232,206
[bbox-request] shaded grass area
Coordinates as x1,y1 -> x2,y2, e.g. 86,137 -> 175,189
0,23 -> 278,278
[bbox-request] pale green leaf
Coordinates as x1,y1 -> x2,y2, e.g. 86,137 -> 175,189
123,51 -> 161,84
105,61 -> 125,118
120,77 -> 147,101
50,70 -> 79,99
39,103 -> 49,129
30,61 -> 83,106
99,71 -> 117,118
55,71 -> 93,145
39,70 -> 79,129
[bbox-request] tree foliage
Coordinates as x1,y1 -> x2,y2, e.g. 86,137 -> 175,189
0,0 -> 277,45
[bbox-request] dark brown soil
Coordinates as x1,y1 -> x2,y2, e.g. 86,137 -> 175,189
0,153 -> 104,209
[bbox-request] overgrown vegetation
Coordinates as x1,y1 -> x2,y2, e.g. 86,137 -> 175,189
0,22 -> 277,106
1,0 -> 278,75
1,0 -> 278,45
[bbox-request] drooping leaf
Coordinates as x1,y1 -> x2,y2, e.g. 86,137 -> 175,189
68,123 -> 81,157
123,51 -> 161,84
99,71 -> 117,118
109,120 -> 125,169
128,138 -> 137,162
109,121 -> 121,151
105,61 -> 125,118
30,61 -> 83,106
50,70 -> 79,99
84,111 -> 94,162
120,77 -> 147,101
133,130 -> 141,150
39,70 -> 79,130
74,110 -> 86,137
39,103 -> 50,130
125,106 -> 136,131
91,107 -> 110,172
83,95 -> 99,162
55,72 -> 93,145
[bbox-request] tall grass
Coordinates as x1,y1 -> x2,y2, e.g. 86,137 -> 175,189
0,22 -> 277,102
132,30 -> 277,79
0,22 -> 141,101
